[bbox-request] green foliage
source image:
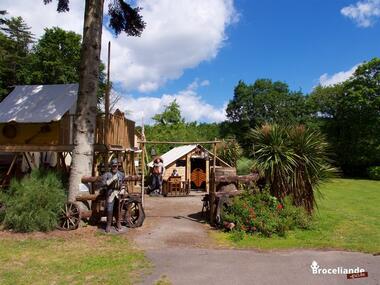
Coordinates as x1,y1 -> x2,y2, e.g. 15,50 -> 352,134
222,187 -> 311,237
250,124 -> 335,213
0,15 -> 108,103
368,166 -> 380,180
309,58 -> 380,176
152,100 -> 184,125
144,103 -> 220,157
236,157 -> 255,175
214,179 -> 380,253
224,79 -> 311,151
0,16 -> 33,100
217,139 -> 242,167
0,169 -> 66,232
28,27 -> 80,84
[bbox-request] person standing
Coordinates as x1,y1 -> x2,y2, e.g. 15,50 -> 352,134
102,158 -> 125,232
151,157 -> 165,194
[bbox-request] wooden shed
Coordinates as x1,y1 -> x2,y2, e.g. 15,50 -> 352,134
148,144 -> 231,192
0,84 -> 138,186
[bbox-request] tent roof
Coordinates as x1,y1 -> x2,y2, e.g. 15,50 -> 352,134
148,145 -> 197,168
0,84 -> 78,123
147,144 -> 231,168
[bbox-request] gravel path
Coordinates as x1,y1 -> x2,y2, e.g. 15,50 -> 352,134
131,193 -> 380,285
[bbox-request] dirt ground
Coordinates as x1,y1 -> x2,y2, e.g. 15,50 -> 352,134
127,192 -> 217,249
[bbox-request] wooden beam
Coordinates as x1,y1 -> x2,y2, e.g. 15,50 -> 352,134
0,145 -> 74,152
210,140 -> 217,225
138,140 -> 222,145
141,143 -> 145,207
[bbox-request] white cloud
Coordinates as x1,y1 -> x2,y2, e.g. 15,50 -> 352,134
114,80 -> 226,124
341,0 -> 380,27
319,64 -> 359,87
3,0 -> 238,93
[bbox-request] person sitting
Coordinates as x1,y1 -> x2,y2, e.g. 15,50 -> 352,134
171,169 -> 179,177
102,159 -> 125,232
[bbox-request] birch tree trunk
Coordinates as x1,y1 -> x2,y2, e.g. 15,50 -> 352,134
68,0 -> 104,202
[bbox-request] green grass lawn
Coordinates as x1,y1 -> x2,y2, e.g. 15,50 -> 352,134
0,229 -> 150,285
211,179 -> 380,253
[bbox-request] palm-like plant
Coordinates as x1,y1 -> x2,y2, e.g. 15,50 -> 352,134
288,125 -> 335,213
250,124 -> 297,199
217,139 -> 243,167
251,124 -> 335,213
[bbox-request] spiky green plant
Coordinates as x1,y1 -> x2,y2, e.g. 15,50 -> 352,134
288,125 -> 335,213
250,124 -> 335,213
250,124 -> 297,199
217,139 -> 243,167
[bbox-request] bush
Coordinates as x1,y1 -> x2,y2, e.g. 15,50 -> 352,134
0,169 -> 66,232
368,166 -> 380,180
236,157 -> 254,175
221,187 -> 311,237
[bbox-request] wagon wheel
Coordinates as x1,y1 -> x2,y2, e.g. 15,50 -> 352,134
57,202 -> 81,231
123,200 -> 145,228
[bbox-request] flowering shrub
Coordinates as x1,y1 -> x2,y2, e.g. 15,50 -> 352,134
221,186 -> 311,237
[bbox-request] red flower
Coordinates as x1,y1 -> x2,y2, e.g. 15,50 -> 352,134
277,204 -> 283,210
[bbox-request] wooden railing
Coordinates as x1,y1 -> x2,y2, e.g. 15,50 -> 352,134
59,113 -> 135,149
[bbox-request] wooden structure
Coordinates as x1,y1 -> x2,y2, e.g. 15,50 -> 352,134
147,144 -> 231,193
0,84 -> 139,187
162,176 -> 190,197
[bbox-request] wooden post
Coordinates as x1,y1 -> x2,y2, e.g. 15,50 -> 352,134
186,153 -> 191,187
210,140 -> 217,224
1,154 -> 18,188
205,158 -> 209,193
141,143 -> 145,206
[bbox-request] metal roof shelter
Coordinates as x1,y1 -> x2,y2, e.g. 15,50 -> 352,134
0,84 -> 137,188
0,84 -> 78,123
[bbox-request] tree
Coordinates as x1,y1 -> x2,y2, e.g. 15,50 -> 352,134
45,0 -> 145,201
29,27 -> 81,84
0,16 -> 34,100
309,58 -> 380,176
224,79 -> 311,152
152,100 -> 184,125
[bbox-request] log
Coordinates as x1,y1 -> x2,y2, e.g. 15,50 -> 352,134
76,194 -> 102,201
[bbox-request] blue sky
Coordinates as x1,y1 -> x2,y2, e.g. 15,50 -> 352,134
3,0 -> 380,123
141,0 -> 380,107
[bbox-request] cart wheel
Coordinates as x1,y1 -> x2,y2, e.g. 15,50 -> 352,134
57,202 -> 81,231
124,201 -> 145,228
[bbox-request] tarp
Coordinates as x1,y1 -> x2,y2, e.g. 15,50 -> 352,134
147,145 -> 197,168
0,84 -> 78,123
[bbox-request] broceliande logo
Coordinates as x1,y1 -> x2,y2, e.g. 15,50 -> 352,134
310,261 -> 366,275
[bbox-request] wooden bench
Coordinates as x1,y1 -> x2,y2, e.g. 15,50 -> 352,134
162,176 -> 190,197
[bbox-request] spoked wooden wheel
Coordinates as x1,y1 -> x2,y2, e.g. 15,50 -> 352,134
57,202 -> 81,231
122,200 -> 145,228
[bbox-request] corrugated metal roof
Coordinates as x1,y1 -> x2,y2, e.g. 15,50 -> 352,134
0,84 -> 78,123
148,145 -> 197,168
